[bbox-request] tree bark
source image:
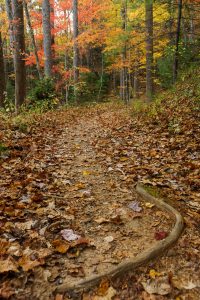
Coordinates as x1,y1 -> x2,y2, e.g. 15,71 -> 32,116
145,0 -> 154,102
120,0 -> 129,103
12,0 -> 26,112
73,0 -> 79,102
5,0 -> 14,48
42,0 -> 52,77
50,0 -> 55,58
173,0 -> 182,83
133,67 -> 139,99
0,31 -> 6,108
23,0 -> 42,79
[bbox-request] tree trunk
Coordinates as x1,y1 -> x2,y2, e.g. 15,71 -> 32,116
120,0 -> 129,103
0,31 -> 6,108
64,10 -> 70,104
73,0 -> 79,103
12,0 -> 26,112
169,0 -> 175,43
173,0 -> 182,83
23,0 -> 42,79
42,0 -> 52,77
50,0 -> 55,58
145,0 -> 154,102
188,4 -> 194,43
5,0 -> 14,48
133,67 -> 139,99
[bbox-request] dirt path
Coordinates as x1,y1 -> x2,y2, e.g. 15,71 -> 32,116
0,106 -> 199,299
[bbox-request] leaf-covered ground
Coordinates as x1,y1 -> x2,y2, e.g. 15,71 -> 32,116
0,91 -> 199,300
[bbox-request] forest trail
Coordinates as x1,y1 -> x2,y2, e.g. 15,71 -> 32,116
0,105 -> 200,299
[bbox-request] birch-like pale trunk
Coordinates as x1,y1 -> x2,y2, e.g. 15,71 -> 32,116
42,0 -> 52,77
12,0 -> 26,112
23,0 -> 42,79
145,0 -> 154,101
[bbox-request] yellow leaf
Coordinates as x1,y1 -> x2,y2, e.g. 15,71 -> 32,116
145,202 -> 155,209
82,170 -> 91,176
149,269 -> 161,279
120,157 -> 128,162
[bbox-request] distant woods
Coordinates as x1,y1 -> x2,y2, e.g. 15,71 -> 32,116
0,0 -> 200,111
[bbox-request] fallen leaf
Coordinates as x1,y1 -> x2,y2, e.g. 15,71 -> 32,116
70,238 -> 89,249
104,236 -> 114,243
67,266 -> 85,277
110,215 -> 123,224
145,202 -> 155,209
18,255 -> 45,272
154,231 -> 168,241
149,269 -> 162,279
0,239 -> 10,255
0,256 -> 18,273
60,229 -> 81,241
171,272 -> 200,290
0,281 -> 15,299
55,294 -> 64,300
95,217 -> 108,224
96,278 -> 110,296
83,170 -> 91,176
142,277 -> 171,295
94,287 -> 117,300
52,240 -> 70,253
128,201 -> 142,212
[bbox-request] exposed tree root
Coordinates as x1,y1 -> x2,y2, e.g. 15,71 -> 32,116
56,183 -> 184,293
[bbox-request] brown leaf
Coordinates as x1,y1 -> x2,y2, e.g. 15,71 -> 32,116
18,255 -> 45,272
110,215 -> 123,224
67,266 -> 85,277
0,239 -> 10,255
0,281 -> 15,299
52,240 -> 70,254
0,256 -> 18,273
96,278 -> 110,296
55,294 -> 64,300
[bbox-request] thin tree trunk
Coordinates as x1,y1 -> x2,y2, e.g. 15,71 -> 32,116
50,0 -> 55,58
42,0 -> 52,77
5,0 -> 14,84
189,4 -> 194,43
0,31 -> 6,108
5,0 -> 13,48
173,0 -> 182,83
145,0 -> 154,102
120,0 -> 129,103
23,0 -> 42,79
169,0 -> 175,43
12,0 -> 26,112
133,67 -> 139,99
113,71 -> 116,95
73,0 -> 79,103
64,10 -> 70,104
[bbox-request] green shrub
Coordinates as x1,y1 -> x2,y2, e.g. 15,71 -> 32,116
76,72 -> 109,103
27,78 -> 59,112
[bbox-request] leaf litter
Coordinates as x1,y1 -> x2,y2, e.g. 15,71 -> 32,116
0,103 -> 199,299
0,108 -> 173,299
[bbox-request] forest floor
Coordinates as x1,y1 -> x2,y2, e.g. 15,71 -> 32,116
0,100 -> 200,300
